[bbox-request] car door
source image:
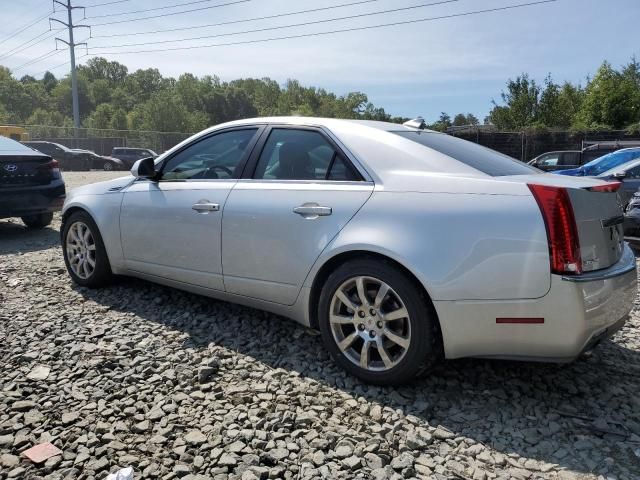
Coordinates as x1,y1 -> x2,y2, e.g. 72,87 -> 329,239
221,125 -> 374,305
119,127 -> 262,290
559,152 -> 580,169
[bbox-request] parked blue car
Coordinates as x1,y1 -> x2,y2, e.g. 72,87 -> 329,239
554,147 -> 640,176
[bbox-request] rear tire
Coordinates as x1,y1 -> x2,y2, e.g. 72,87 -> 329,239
62,210 -> 113,288
103,161 -> 114,171
318,258 -> 441,385
21,212 -> 53,229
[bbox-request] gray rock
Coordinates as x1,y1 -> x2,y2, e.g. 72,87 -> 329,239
342,455 -> 361,470
432,427 -> 455,440
217,453 -> 238,466
61,411 -> 80,425
12,400 -> 37,411
197,366 -> 217,384
335,444 -> 353,459
184,430 -> 207,445
1,453 -> 20,468
390,453 -> 414,470
26,364 -> 51,381
132,420 -> 151,433
364,452 -> 385,469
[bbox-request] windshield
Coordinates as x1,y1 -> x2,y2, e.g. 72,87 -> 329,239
584,149 -> 640,175
392,131 -> 540,176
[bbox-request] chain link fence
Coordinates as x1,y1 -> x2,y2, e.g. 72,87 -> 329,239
8,124 -> 640,163
16,124 -> 193,156
449,127 -> 640,161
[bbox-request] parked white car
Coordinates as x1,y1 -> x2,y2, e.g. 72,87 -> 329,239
60,117 -> 637,385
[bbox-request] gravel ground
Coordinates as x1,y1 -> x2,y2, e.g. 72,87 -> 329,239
1,171 -> 640,480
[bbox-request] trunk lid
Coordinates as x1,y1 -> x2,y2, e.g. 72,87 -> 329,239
0,154 -> 55,188
568,188 -> 624,271
504,173 -> 625,272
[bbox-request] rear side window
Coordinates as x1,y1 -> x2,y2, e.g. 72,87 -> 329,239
392,131 -> 539,177
560,152 -> 580,166
253,128 -> 360,181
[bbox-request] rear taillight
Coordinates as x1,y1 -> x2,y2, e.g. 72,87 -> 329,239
37,159 -> 61,178
586,181 -> 621,193
528,184 -> 582,275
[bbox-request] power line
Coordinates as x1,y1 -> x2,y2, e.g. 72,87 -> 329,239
87,0 -> 228,18
0,30 -> 63,61
90,0 -> 558,55
11,50 -> 62,73
33,52 -> 89,77
85,0 -> 133,7
91,0 -> 251,26
91,0 -> 382,39
0,11 -> 53,45
91,0 -> 461,50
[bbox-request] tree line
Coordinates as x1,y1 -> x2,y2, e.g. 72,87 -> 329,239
0,57 -> 405,134
0,56 -> 639,134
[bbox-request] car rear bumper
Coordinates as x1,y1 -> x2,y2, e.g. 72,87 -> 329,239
435,243 -> 637,361
0,181 -> 66,218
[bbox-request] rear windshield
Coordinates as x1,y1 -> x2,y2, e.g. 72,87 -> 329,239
392,131 -> 539,177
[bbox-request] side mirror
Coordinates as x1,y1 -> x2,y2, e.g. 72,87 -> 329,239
131,157 -> 156,179
612,171 -> 627,179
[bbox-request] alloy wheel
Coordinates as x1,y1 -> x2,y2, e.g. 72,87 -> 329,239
329,276 -> 411,372
66,221 -> 97,279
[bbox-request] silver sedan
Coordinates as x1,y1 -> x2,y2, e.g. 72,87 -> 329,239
61,117 -> 637,385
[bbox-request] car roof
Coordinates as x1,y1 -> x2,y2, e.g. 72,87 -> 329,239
0,136 -> 48,157
166,117 -> 527,188
214,116 -> 431,132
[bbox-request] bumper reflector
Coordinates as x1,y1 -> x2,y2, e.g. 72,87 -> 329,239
496,318 -> 545,324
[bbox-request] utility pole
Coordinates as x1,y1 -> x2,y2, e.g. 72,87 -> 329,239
50,0 -> 89,131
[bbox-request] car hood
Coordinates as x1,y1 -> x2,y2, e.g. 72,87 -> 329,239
553,167 -> 583,176
68,175 -> 135,197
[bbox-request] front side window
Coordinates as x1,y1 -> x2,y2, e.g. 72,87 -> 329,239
253,128 -> 360,181
538,154 -> 559,167
161,129 -> 257,180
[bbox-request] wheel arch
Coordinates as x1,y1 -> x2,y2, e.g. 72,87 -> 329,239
61,205 -> 91,225
61,201 -> 123,273
307,249 -> 444,346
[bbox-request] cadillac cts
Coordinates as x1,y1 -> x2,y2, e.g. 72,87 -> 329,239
61,117 -> 637,385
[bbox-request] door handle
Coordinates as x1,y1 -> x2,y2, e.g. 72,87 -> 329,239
192,201 -> 220,213
293,203 -> 332,219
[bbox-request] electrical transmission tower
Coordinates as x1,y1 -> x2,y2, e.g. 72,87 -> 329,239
50,0 -> 89,130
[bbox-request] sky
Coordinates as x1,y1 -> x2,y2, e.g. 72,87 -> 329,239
1,0 -> 639,122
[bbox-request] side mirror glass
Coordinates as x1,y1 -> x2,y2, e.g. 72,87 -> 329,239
131,157 -> 156,179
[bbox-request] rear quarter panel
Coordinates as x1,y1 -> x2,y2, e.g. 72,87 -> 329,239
308,190 -> 551,301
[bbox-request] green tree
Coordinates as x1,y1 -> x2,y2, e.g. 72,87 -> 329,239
86,103 -> 114,129
489,74 -> 540,129
576,61 -> 638,129
110,108 -> 128,130
452,113 -> 479,126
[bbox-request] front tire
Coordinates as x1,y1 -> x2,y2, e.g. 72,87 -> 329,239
21,212 -> 53,228
103,161 -> 114,171
318,258 -> 441,385
62,211 -> 113,287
